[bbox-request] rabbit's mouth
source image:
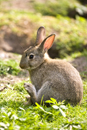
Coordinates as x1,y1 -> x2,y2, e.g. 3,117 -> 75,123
26,66 -> 37,70
27,63 -> 42,70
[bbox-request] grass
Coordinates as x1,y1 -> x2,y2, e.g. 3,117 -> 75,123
0,81 -> 87,129
0,58 -> 20,76
0,54 -> 87,130
33,0 -> 80,17
0,9 -> 87,58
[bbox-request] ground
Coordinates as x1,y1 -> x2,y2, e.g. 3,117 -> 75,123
0,51 -> 29,87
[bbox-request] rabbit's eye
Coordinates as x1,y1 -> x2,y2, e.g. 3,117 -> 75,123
29,54 -> 34,59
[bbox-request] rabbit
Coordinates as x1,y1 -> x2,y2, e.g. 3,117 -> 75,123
20,26 -> 83,105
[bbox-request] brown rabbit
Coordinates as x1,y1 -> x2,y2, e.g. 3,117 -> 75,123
20,26 -> 83,105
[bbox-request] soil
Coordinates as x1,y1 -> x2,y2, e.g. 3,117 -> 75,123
1,0 -> 34,11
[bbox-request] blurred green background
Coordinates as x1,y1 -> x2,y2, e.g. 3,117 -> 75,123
0,0 -> 87,58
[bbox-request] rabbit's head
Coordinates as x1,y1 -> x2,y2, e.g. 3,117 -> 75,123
20,26 -> 55,70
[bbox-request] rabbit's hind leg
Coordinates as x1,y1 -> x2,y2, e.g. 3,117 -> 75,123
37,81 -> 63,104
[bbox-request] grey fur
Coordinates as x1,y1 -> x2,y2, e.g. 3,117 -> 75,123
20,26 -> 83,105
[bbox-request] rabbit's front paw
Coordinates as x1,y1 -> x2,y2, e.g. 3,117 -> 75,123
24,95 -> 33,105
24,83 -> 34,96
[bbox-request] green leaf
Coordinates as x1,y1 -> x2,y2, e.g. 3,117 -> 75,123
19,107 -> 25,111
40,106 -> 52,115
52,105 -> 59,109
45,100 -> 54,104
19,118 -> 26,122
0,122 -> 9,129
73,125 -> 81,129
11,114 -> 18,120
0,127 -> 4,130
60,105 -> 68,110
50,98 -> 57,103
35,102 -> 40,108
59,108 -> 66,117
35,102 -> 52,115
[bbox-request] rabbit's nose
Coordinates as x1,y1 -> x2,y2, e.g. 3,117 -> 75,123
20,60 -> 28,69
20,62 -> 25,69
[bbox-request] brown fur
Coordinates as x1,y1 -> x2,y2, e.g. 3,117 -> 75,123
20,26 -> 83,105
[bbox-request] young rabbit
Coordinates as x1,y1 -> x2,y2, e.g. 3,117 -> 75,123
20,26 -> 83,105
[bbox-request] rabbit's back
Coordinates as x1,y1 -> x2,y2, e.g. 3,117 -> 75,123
30,58 -> 82,88
29,58 -> 83,104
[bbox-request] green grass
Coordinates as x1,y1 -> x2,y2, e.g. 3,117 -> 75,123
33,0 -> 80,17
0,57 -> 87,130
0,81 -> 87,129
0,9 -> 87,57
0,58 -> 20,76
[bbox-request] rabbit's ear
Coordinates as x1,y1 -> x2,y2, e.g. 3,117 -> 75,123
35,26 -> 45,45
38,34 -> 55,52
44,34 -> 55,50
